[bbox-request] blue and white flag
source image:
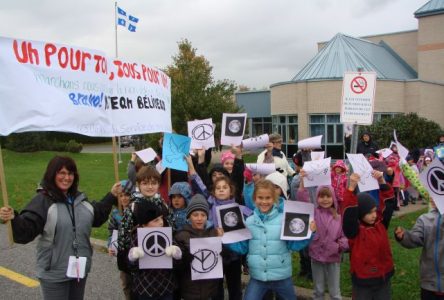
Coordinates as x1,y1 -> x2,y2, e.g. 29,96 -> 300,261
117,6 -> 139,32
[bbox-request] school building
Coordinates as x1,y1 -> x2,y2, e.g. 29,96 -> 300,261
236,0 -> 444,158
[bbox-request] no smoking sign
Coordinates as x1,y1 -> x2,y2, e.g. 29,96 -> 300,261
350,76 -> 367,94
340,71 -> 376,125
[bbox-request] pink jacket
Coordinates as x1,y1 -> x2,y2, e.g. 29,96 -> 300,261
331,160 -> 348,205
298,185 -> 349,263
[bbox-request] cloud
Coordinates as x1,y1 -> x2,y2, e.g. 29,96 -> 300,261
0,0 -> 425,88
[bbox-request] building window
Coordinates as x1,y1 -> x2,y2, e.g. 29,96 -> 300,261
309,114 -> 343,158
373,112 -> 400,122
251,117 -> 272,137
272,115 -> 298,157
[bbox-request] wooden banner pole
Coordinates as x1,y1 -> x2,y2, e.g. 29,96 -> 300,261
111,137 -> 121,211
0,144 -> 14,246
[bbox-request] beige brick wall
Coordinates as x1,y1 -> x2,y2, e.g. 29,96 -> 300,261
363,31 -> 418,72
270,80 -> 443,140
418,14 -> 444,83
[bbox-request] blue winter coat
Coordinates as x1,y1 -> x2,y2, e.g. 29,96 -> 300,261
227,205 -> 312,281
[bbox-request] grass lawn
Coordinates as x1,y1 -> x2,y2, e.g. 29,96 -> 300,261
292,208 -> 427,299
0,149 -> 131,240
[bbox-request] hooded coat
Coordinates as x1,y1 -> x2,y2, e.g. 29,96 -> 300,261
330,160 -> 348,211
168,182 -> 192,231
298,185 -> 348,263
356,132 -> 379,156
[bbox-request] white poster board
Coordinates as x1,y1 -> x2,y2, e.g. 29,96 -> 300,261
242,134 -> 269,150
137,227 -> 172,269
110,230 -> 118,254
135,148 -> 157,163
281,200 -> 314,241
298,135 -> 322,149
340,71 -> 376,125
187,118 -> 215,150
419,158 -> 444,214
216,203 -> 252,244
245,163 -> 276,176
0,36 -> 171,136
311,151 -> 325,161
221,113 -> 247,146
302,157 -> 332,188
346,153 -> 379,192
190,237 -> 223,280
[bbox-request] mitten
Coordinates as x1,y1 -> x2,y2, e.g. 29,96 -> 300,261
128,246 -> 144,261
165,245 -> 182,259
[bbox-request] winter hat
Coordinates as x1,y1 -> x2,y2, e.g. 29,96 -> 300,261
357,193 -> 376,220
168,182 -> 192,205
134,200 -> 163,226
369,160 -> 387,173
266,171 -> 288,199
221,151 -> 235,164
186,194 -> 209,218
120,179 -> 133,195
209,164 -> 230,179
243,167 -> 253,183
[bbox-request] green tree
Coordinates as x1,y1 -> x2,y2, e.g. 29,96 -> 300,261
165,39 -> 240,136
360,113 -> 442,150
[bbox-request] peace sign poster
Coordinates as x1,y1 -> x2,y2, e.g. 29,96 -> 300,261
190,237 -> 223,280
137,227 -> 172,269
419,158 -> 444,214
187,118 -> 215,150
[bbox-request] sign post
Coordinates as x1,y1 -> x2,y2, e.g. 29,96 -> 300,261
341,71 -> 376,153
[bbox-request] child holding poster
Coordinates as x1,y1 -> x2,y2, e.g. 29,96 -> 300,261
127,200 -> 181,300
174,194 -> 222,300
297,171 -> 348,300
227,179 -> 315,299
117,166 -> 169,275
342,171 -> 396,300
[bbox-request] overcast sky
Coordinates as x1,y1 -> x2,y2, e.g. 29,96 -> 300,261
0,0 -> 427,89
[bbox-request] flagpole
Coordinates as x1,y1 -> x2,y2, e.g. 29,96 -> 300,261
0,144 -> 14,246
112,1 -> 120,189
114,1 -> 123,165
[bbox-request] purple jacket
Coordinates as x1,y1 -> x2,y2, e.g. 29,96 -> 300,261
299,185 -> 348,263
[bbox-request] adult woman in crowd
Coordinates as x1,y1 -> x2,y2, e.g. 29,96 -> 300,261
257,133 -> 295,177
0,155 -> 121,300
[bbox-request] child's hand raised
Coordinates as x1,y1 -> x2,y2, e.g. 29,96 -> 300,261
348,173 -> 360,191
371,170 -> 385,184
394,226 -> 404,240
309,220 -> 316,233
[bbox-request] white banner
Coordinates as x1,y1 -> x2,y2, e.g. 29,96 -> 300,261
0,37 -> 171,136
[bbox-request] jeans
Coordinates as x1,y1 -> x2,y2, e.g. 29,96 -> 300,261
352,280 -> 391,300
244,277 -> 296,300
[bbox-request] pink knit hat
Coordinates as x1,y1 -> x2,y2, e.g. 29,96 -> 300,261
221,151 -> 235,164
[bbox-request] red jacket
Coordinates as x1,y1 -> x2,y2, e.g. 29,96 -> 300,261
342,186 -> 395,286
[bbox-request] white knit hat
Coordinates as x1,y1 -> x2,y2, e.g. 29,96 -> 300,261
265,171 -> 288,199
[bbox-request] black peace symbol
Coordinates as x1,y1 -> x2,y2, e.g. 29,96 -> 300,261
427,167 -> 444,196
192,124 -> 214,141
142,231 -> 170,257
191,249 -> 218,273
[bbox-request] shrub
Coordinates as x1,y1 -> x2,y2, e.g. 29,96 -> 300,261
65,140 -> 83,153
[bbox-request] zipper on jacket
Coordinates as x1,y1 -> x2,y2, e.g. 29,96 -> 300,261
435,214 -> 442,292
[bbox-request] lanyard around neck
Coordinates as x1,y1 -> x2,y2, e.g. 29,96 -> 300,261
64,196 -> 79,258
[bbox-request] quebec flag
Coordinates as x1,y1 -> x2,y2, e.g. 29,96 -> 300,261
117,6 -> 139,32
